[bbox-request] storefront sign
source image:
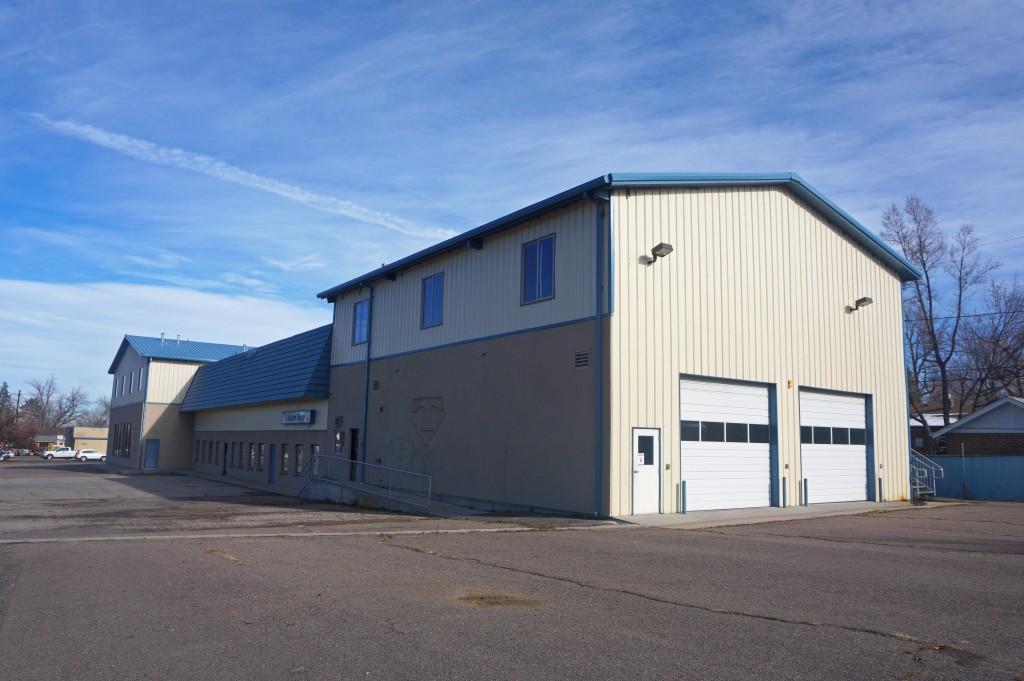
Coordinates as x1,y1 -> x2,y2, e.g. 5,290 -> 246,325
281,410 -> 316,425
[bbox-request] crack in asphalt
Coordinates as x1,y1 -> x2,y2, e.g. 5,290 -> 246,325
379,536 -> 980,658
693,528 -> 1024,555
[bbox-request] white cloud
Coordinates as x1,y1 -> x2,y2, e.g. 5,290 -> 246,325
0,279 -> 330,400
30,114 -> 456,240
262,254 -> 327,272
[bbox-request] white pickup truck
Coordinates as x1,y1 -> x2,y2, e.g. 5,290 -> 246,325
42,446 -> 74,459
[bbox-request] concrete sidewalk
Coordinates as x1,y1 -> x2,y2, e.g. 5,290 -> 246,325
613,500 -> 957,529
181,467 -> 966,530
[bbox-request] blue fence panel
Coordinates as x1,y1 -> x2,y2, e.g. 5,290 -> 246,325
931,455 -> 1024,502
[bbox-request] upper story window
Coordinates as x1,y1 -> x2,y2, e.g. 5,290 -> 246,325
522,234 -> 555,305
421,272 -> 444,328
352,299 -> 370,345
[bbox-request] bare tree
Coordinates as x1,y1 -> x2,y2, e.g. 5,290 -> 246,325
24,376 -> 89,430
952,278 -> 1024,412
882,196 -> 999,436
76,395 -> 111,427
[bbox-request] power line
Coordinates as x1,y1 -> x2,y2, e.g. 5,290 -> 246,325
905,310 -> 1024,321
980,234 -> 1024,247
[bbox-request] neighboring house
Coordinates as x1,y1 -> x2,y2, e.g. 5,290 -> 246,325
64,426 -> 108,454
107,335 -> 243,470
33,429 -> 63,451
180,325 -> 332,492
931,396 -> 1024,502
317,173 -> 921,516
909,413 -> 957,455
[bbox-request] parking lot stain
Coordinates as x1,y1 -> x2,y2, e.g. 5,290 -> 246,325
458,590 -> 543,607
202,547 -> 238,561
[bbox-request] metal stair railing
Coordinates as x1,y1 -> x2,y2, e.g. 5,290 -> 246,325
910,449 -> 944,498
299,454 -> 431,513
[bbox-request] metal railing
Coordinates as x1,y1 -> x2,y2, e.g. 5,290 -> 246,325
910,449 -> 944,499
300,454 -> 432,513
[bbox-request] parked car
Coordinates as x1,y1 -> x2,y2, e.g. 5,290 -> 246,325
74,449 -> 106,462
1,450 -> 12,461
41,446 -> 74,459
17,449 -> 29,456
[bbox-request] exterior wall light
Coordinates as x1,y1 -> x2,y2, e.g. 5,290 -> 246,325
847,296 -> 874,313
641,242 -> 674,266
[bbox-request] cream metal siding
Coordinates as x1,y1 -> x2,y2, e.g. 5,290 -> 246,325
331,202 -> 599,366
110,347 -> 146,408
146,361 -> 202,404
194,400 -> 328,432
608,186 -> 909,515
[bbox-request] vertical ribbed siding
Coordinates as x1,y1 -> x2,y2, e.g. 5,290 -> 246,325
110,348 -> 146,408
608,186 -> 908,515
147,361 -> 202,404
331,201 -> 598,365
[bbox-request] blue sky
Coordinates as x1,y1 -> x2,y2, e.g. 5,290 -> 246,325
1,0 -> 1022,401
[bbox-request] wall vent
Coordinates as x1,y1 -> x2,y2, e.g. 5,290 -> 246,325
372,379 -> 382,390
573,350 -> 591,369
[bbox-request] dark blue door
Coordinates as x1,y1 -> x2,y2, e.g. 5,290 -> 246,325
144,439 -> 160,469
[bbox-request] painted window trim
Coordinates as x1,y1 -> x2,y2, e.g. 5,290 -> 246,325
521,234 -> 556,305
421,271 -> 445,329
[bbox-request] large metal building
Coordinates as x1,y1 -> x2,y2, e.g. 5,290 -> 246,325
318,173 -> 921,516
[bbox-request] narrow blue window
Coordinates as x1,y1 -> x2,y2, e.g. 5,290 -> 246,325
422,272 -> 444,328
522,234 -> 555,304
352,299 -> 369,345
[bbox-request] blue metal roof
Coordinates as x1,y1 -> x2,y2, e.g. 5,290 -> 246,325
179,325 -> 332,412
108,335 -> 245,374
316,172 -> 922,302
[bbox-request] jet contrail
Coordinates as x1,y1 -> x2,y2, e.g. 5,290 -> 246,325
32,114 -> 454,240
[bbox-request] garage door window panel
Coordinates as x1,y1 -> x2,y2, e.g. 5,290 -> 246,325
680,420 -> 700,441
700,422 -> 725,442
726,423 -> 748,443
749,424 -> 770,444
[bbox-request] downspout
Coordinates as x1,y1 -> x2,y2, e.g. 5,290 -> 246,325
587,192 -> 609,516
901,287 -> 914,502
360,283 -> 375,475
138,357 -> 151,470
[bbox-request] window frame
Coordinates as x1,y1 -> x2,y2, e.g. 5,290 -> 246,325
421,272 -> 445,329
352,299 -> 370,345
521,234 -> 556,305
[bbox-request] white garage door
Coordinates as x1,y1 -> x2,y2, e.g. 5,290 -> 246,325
799,390 -> 868,503
680,378 -> 771,511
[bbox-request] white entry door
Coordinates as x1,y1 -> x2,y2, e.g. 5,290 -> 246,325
632,428 -> 661,514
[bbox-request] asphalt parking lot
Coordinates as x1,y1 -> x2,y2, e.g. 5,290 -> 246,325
1,459 -> 1022,680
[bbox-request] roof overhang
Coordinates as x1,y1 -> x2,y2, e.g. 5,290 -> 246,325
316,172 -> 922,302
933,397 -> 1024,437
108,337 -> 132,374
